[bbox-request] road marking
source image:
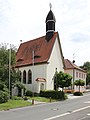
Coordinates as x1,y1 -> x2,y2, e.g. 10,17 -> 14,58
84,101 -> 90,103
44,106 -> 90,120
87,113 -> 90,116
44,112 -> 70,120
72,106 -> 90,113
78,116 -> 86,120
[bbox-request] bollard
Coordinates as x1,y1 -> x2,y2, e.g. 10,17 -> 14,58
32,99 -> 34,105
50,97 -> 51,102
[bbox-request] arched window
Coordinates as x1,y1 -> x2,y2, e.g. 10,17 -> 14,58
28,70 -> 32,84
23,70 -> 26,84
19,71 -> 22,82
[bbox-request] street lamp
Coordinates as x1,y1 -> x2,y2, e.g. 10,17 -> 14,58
32,50 -> 35,104
9,44 -> 11,99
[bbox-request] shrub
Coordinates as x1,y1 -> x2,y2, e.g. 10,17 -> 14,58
40,90 -> 67,100
0,91 -> 9,103
12,96 -> 23,100
73,92 -> 83,96
25,90 -> 33,97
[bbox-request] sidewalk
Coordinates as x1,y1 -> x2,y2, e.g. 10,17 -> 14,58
67,94 -> 81,99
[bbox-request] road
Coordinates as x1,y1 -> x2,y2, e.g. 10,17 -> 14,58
0,92 -> 90,120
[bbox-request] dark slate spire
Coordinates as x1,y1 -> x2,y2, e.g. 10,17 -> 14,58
45,4 -> 56,41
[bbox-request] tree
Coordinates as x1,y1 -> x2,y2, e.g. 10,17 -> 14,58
0,43 -> 24,98
54,71 -> 72,90
74,79 -> 85,92
80,61 -> 90,85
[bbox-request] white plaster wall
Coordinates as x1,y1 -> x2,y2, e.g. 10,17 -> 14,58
18,64 -> 47,93
74,69 -> 86,88
46,37 -> 64,90
64,69 -> 86,91
64,69 -> 73,76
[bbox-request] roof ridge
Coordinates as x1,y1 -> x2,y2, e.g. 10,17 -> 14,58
21,35 -> 45,45
21,32 -> 58,45
67,59 -> 75,68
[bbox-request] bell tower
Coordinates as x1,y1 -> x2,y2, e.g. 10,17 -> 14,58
45,3 -> 56,41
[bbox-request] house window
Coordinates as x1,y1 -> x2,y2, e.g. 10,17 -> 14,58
82,73 -> 83,79
76,72 -> 78,78
28,70 -> 32,84
23,70 -> 26,84
84,74 -> 85,79
79,73 -> 81,78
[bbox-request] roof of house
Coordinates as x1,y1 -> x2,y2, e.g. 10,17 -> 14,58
16,32 -> 63,67
64,59 -> 86,73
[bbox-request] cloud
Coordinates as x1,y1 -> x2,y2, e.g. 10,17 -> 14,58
71,32 -> 90,42
0,0 -> 90,65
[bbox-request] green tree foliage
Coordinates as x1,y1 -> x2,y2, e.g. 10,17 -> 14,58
0,80 -> 9,103
0,43 -> 16,85
80,61 -> 90,85
0,43 -> 24,100
54,71 -> 72,90
74,79 -> 85,92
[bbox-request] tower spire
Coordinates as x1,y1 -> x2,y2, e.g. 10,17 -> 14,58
45,4 -> 56,41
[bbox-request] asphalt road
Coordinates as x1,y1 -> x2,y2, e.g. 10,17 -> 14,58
0,92 -> 90,120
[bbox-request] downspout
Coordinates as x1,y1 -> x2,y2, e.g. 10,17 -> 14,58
73,68 -> 75,91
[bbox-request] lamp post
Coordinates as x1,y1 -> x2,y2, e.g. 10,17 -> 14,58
9,44 -> 11,99
55,68 -> 57,90
32,50 -> 34,104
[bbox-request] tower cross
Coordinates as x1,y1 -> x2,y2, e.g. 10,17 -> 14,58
49,3 -> 52,10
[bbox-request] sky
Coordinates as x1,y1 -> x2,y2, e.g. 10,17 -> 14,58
0,0 -> 90,66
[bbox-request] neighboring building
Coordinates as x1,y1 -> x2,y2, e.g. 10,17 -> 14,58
64,59 -> 86,92
15,7 -> 64,94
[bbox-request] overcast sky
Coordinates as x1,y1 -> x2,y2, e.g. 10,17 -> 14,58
0,0 -> 90,66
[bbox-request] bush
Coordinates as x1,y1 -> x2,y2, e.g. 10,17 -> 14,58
40,90 -> 67,100
0,91 -> 9,103
25,90 -> 33,97
73,92 -> 83,96
12,96 -> 23,100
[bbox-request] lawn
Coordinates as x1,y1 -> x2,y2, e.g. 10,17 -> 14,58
31,97 -> 56,102
0,97 -> 56,111
0,99 -> 32,111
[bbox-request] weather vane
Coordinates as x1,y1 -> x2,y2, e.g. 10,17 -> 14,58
49,3 -> 52,10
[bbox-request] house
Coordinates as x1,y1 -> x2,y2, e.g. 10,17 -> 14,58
64,59 -> 86,92
15,7 -> 64,94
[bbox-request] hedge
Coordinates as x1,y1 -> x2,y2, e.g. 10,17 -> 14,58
73,92 -> 83,96
40,90 -> 67,100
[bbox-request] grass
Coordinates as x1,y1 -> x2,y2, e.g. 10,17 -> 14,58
30,97 -> 56,102
0,99 -> 32,111
0,97 -> 56,111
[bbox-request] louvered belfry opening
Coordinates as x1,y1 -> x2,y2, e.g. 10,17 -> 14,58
46,8 -> 56,41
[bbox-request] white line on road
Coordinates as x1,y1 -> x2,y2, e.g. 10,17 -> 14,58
44,106 -> 90,120
72,106 -> 90,113
44,112 -> 70,120
77,116 -> 86,120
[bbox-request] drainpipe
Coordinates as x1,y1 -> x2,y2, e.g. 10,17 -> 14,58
73,69 -> 75,91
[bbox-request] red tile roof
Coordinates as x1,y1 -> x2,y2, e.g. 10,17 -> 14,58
16,32 -> 58,67
64,59 -> 86,72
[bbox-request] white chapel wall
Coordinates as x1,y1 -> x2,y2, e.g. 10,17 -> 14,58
46,37 -> 64,90
18,64 -> 47,93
